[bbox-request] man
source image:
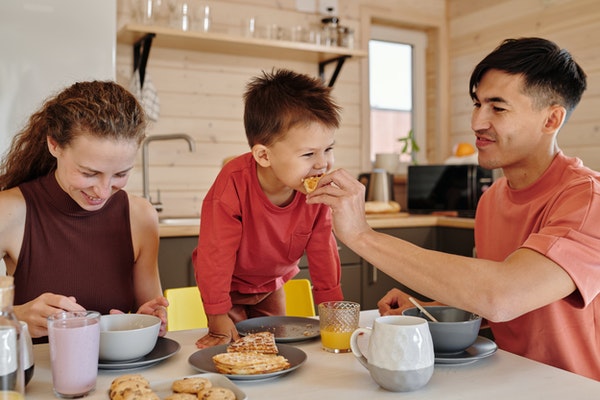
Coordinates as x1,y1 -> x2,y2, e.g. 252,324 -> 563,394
307,37 -> 600,381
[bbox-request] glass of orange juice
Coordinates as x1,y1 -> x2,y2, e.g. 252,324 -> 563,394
318,301 -> 360,353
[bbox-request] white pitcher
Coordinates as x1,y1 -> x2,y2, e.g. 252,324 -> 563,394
350,315 -> 434,392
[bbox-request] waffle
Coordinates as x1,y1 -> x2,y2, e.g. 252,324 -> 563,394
212,352 -> 290,375
227,332 -> 278,354
302,175 -> 323,193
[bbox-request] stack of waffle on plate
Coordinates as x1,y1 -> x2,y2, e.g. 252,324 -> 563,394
212,332 -> 291,375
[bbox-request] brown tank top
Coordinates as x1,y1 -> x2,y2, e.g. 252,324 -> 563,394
15,173 -> 136,315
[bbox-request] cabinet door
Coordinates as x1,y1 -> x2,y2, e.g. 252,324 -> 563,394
297,239 -> 362,305
437,227 -> 475,257
361,227 -> 435,310
158,237 -> 198,290
294,264 -> 361,306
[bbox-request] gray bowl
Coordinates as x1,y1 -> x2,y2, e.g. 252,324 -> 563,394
403,306 -> 482,354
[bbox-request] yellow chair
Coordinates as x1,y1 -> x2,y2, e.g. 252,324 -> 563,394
164,286 -> 208,331
283,279 -> 316,317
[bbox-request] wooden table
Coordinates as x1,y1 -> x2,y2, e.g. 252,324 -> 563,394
25,310 -> 599,399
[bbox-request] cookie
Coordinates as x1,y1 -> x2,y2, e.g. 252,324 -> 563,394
165,393 -> 198,400
172,377 -> 213,393
110,374 -> 150,392
110,382 -> 152,400
121,388 -> 160,400
198,387 -> 236,400
164,393 -> 198,400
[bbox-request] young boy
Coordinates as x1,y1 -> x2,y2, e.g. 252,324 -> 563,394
193,69 -> 344,348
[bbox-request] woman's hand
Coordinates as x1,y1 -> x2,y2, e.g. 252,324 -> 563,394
14,293 -> 85,338
196,314 -> 239,349
111,296 -> 169,336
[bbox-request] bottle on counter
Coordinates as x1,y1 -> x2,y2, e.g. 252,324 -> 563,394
0,276 -> 25,399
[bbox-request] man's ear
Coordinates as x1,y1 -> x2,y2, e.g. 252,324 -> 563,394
251,144 -> 271,167
544,105 -> 566,134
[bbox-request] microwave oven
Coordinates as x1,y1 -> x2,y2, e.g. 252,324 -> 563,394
407,164 -> 494,217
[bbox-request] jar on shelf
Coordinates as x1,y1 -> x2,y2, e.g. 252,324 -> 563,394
321,15 -> 339,46
338,26 -> 355,48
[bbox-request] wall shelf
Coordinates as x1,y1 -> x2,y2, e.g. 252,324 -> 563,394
117,23 -> 367,86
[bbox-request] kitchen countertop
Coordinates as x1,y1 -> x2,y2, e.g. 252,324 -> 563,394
25,310 -> 600,399
158,214 -> 475,237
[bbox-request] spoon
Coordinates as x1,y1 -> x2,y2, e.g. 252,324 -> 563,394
408,297 -> 439,322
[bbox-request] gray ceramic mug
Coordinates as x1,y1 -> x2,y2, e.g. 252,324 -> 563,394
350,315 -> 434,392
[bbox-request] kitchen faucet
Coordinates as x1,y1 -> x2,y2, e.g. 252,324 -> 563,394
142,133 -> 196,212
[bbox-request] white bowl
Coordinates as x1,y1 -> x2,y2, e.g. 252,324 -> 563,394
99,314 -> 160,361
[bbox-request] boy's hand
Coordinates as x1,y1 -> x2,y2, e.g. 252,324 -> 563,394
195,314 -> 239,348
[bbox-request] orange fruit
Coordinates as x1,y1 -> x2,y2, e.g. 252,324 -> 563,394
454,142 -> 476,157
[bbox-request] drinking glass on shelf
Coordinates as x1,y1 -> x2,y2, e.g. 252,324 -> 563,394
200,5 -> 211,32
290,25 -> 307,42
132,0 -> 161,25
167,0 -> 200,32
243,17 -> 256,38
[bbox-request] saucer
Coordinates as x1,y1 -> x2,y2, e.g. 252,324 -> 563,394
98,337 -> 180,370
435,336 -> 497,365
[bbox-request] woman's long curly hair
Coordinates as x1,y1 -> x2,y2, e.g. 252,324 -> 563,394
0,81 -> 147,190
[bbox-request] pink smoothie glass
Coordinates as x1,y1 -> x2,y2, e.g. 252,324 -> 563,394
47,311 -> 100,398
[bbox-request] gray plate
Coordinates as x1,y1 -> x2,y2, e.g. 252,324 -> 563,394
188,343 -> 307,381
435,336 -> 497,365
98,337 -> 180,370
235,316 -> 320,343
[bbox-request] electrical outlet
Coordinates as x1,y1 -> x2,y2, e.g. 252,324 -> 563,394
318,0 -> 338,15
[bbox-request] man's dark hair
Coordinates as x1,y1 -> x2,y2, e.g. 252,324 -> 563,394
469,37 -> 587,119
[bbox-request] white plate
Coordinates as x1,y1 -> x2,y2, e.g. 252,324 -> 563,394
435,336 -> 497,365
188,343 -> 307,381
98,337 -> 180,370
150,373 -> 247,400
235,316 -> 320,343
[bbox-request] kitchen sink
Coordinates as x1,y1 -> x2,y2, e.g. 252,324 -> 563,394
158,217 -> 200,226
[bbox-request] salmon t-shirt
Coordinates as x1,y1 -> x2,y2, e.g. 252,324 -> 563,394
475,152 -> 600,381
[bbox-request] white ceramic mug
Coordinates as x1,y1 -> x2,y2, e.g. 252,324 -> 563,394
350,315 -> 434,392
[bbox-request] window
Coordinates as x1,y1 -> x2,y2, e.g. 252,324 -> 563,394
369,26 -> 427,165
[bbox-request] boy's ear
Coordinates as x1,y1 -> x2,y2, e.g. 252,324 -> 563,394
251,144 -> 271,167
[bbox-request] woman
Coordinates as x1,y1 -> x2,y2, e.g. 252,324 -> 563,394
0,81 -> 168,339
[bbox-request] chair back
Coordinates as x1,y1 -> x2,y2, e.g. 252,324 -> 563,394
283,279 -> 316,317
164,286 -> 208,331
